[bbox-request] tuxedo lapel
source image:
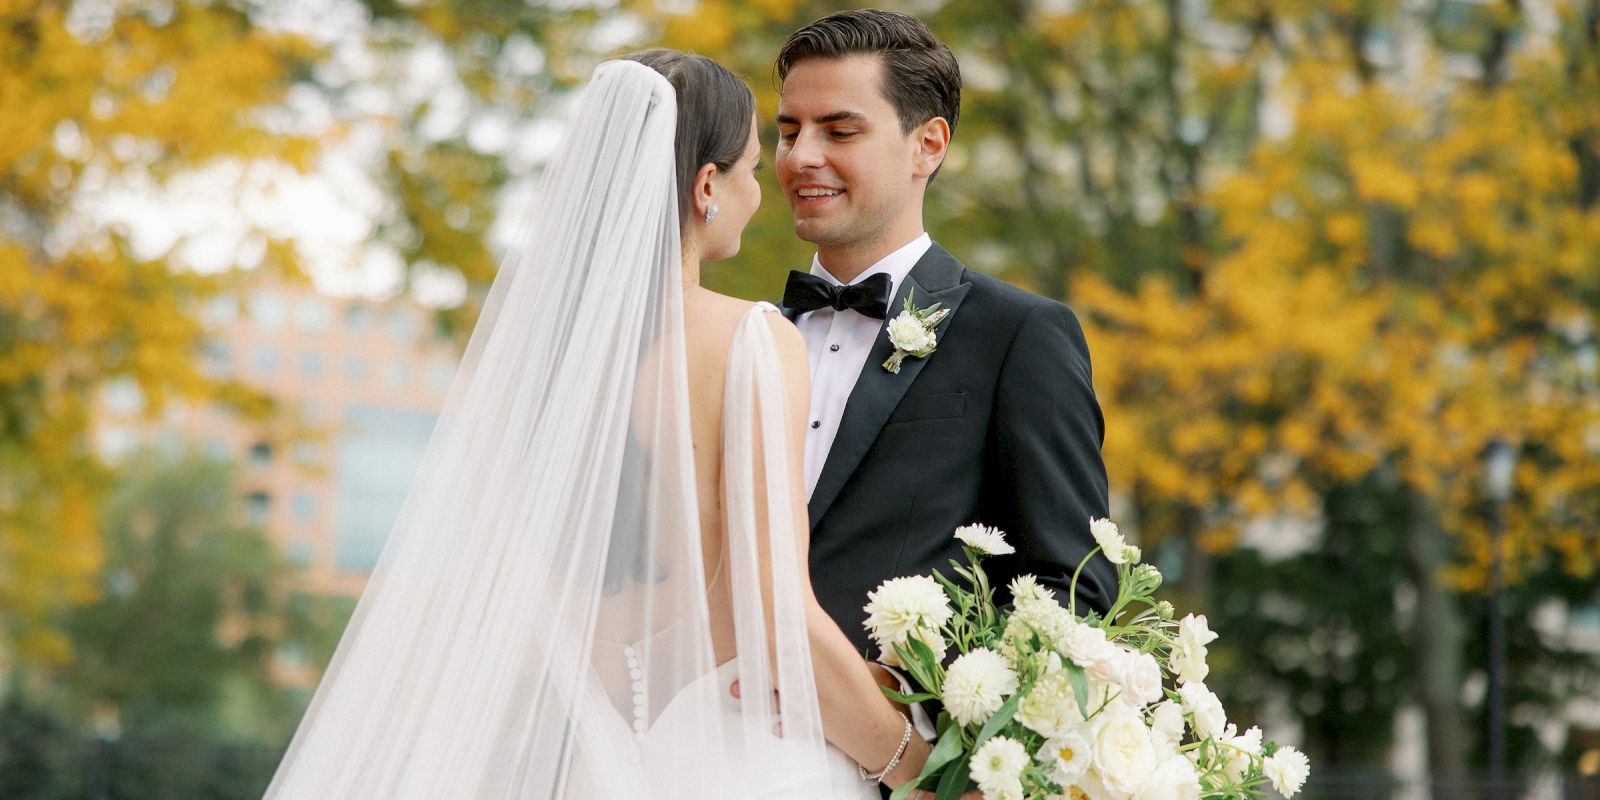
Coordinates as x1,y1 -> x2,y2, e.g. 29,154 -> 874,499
807,244 -> 971,529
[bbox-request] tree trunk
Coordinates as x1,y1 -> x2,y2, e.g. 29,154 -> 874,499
1402,492 -> 1471,800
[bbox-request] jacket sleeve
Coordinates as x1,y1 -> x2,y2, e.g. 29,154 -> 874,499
982,300 -> 1118,616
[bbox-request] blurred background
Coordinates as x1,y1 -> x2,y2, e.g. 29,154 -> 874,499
3,0 -> 1599,797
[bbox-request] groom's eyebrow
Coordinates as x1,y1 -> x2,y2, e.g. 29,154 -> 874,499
776,110 -> 868,125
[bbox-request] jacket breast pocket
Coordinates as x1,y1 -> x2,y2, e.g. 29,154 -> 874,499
885,391 -> 966,425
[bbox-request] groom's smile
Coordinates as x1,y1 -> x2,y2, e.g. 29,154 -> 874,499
776,53 -> 930,271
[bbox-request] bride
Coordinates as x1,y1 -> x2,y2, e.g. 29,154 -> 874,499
266,51 -> 932,798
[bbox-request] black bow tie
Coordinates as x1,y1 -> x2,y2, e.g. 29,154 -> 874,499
782,270 -> 892,320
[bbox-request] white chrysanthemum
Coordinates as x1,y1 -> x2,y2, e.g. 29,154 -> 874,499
943,648 -> 1020,727
955,523 -> 1016,556
1089,704 -> 1158,795
1178,681 -> 1227,739
1037,728 -> 1092,787
1089,517 -> 1133,565
1169,613 -> 1219,685
1004,594 -> 1074,656
1263,746 -> 1310,797
1148,700 -> 1186,748
1008,574 -> 1055,606
863,575 -> 953,644
1115,650 -> 1165,708
887,311 -> 933,352
969,736 -> 1029,797
1015,671 -> 1085,739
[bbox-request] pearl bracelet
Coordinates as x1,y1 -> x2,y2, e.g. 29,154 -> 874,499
857,712 -> 914,784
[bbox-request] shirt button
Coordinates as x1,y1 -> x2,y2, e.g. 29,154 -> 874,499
829,343 -> 840,352
810,421 -> 820,429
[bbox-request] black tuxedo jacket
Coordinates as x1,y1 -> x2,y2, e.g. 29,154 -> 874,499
785,243 -> 1117,655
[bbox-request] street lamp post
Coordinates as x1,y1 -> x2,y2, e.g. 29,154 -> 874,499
1482,438 -> 1516,800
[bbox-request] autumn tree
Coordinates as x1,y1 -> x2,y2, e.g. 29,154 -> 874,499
1,1 -> 317,665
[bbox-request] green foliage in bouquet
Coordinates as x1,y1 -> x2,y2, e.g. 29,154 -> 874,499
863,521 -> 1310,800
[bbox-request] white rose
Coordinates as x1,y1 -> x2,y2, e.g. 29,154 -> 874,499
969,735 -> 1029,797
1168,614 -> 1219,685
1133,754 -> 1201,800
1178,682 -> 1227,740
887,311 -> 933,352
1148,700 -> 1186,748
955,523 -> 1016,556
863,575 -> 952,645
943,648 -> 1020,727
1263,746 -> 1310,797
1037,728 -> 1093,787
1059,619 -> 1117,671
1089,517 -> 1137,565
1089,704 -> 1158,795
1015,671 -> 1085,739
1115,650 -> 1164,709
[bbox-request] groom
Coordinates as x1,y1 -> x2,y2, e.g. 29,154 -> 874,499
775,10 -> 1118,677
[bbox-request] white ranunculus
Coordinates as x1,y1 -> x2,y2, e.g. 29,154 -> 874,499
1133,754 -> 1201,800
955,523 -> 1016,556
886,311 -> 933,352
969,735 -> 1029,797
863,575 -> 953,644
1262,746 -> 1310,797
1089,704 -> 1158,796
1015,671 -> 1085,739
943,648 -> 1020,727
1037,728 -> 1093,787
1168,614 -> 1219,685
1089,517 -> 1138,565
1148,700 -> 1186,748
1178,682 -> 1227,739
1116,650 -> 1164,708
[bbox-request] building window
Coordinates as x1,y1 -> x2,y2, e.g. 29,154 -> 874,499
385,361 -> 408,390
291,492 -> 316,521
335,405 -> 439,572
203,341 -> 232,377
249,441 -> 273,465
300,351 -> 323,379
292,441 -> 320,466
245,491 -> 271,526
388,309 -> 414,341
249,292 -> 286,330
254,345 -> 279,376
429,364 -> 453,394
205,296 -> 239,324
345,357 -> 368,382
295,298 -> 332,332
345,305 -> 369,332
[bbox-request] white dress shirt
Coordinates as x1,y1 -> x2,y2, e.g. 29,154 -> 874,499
795,234 -> 932,499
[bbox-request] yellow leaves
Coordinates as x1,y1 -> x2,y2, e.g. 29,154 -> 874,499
662,0 -> 736,56
1348,152 -> 1420,208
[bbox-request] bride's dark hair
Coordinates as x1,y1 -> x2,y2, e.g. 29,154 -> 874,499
625,49 -> 756,231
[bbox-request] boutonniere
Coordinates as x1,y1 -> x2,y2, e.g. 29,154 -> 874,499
882,290 -> 950,374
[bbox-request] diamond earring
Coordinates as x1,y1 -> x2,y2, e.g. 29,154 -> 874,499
705,202 -> 719,224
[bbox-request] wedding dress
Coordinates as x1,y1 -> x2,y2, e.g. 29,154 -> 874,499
265,60 -> 872,798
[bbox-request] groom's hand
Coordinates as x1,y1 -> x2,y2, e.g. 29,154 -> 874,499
727,679 -> 785,737
865,662 -> 910,717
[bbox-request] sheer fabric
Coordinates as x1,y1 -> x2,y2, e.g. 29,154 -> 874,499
267,61 -> 860,798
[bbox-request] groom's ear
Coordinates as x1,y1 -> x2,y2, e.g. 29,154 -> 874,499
910,117 -> 951,182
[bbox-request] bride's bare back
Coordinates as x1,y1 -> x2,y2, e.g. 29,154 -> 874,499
681,288 -> 813,663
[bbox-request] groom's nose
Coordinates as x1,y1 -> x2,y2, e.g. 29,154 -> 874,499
781,130 -> 827,174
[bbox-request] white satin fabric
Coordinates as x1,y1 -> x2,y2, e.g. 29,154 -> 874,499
266,62 -> 866,798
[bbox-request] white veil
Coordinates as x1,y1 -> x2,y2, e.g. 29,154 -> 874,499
266,60 -> 850,798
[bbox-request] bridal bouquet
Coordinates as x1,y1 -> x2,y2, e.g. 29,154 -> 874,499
866,520 -> 1310,800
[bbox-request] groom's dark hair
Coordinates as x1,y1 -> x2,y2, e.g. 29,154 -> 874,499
776,9 -> 961,143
